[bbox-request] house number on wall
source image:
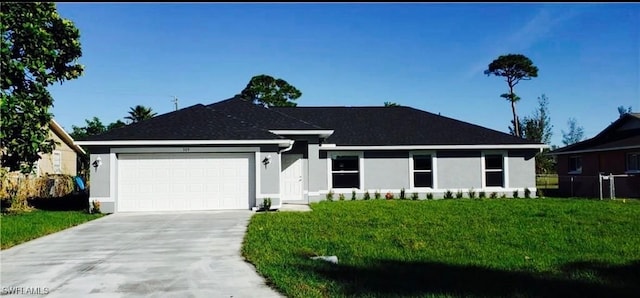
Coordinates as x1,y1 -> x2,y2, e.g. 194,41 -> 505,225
183,147 -> 190,152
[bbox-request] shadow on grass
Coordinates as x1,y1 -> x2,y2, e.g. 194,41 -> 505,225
1,192 -> 90,213
28,192 -> 90,211
300,259 -> 640,297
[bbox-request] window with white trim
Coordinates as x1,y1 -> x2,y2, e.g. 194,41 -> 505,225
626,152 -> 640,172
32,160 -> 40,176
53,151 -> 62,174
568,156 -> 582,174
484,154 -> 504,187
331,155 -> 360,189
413,154 -> 433,188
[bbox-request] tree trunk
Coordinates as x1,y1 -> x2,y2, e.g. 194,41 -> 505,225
511,100 -> 519,137
509,85 -> 519,137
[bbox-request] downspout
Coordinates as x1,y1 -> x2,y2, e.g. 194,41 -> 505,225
279,140 -> 295,154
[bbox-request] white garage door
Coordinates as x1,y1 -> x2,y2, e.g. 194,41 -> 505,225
117,153 -> 253,212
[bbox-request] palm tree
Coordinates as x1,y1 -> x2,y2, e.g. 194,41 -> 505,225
125,105 -> 157,124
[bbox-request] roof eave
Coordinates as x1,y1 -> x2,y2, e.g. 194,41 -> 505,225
75,139 -> 294,147
548,145 -> 640,156
49,119 -> 86,155
268,130 -> 335,139
319,144 -> 548,150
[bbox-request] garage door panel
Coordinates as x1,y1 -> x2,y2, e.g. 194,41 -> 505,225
117,153 -> 253,212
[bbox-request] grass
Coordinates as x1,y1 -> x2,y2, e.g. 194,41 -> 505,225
1,210 -> 105,249
536,174 -> 559,189
243,199 -> 640,298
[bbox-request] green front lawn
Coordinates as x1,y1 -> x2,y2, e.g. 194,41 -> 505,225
1,210 -> 105,249
243,199 -> 640,298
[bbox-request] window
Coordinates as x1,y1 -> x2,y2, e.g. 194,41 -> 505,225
32,160 -> 39,176
568,156 -> 582,174
53,151 -> 62,174
484,154 -> 504,187
331,155 -> 360,188
627,152 -> 640,172
413,155 -> 433,188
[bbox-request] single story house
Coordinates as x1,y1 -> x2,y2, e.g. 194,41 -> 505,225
549,113 -> 639,198
35,119 -> 86,176
77,96 -> 546,213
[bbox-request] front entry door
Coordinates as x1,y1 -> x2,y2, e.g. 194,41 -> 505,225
281,154 -> 303,201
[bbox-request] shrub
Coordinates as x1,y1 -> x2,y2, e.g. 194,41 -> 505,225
339,193 -> 345,201
1,173 -> 79,214
411,192 -> 419,200
479,191 -> 486,199
374,190 -> 381,200
455,190 -> 464,199
500,193 -> 507,199
536,188 -> 544,198
426,193 -> 433,200
489,192 -> 498,199
385,192 -> 394,200
326,190 -> 334,202
444,190 -> 453,199
1,173 -> 76,201
524,188 -> 532,198
468,188 -> 476,199
400,188 -> 406,200
512,190 -> 519,198
91,199 -> 102,214
363,190 -> 371,200
351,190 -> 357,201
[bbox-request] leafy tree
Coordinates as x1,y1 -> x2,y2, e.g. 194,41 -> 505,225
107,120 -> 126,131
618,105 -> 632,118
240,74 -> 302,107
485,54 -> 539,138
522,94 -> 552,144
124,105 -> 157,124
69,117 -> 125,178
508,117 -> 523,137
384,101 -> 400,107
561,118 -> 585,146
70,119 -> 126,141
70,117 -> 107,140
1,3 -> 83,173
71,105 -> 151,141
521,94 -> 554,173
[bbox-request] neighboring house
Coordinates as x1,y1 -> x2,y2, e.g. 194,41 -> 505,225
77,96 -> 546,213
32,119 -> 86,176
549,113 -> 640,198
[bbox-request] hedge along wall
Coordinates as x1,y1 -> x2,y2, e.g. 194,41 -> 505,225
0,173 -> 77,200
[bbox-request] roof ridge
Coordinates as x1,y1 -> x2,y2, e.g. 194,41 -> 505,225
277,106 -> 405,109
205,103 -> 283,139
591,112 -> 640,140
551,114 -> 640,154
267,107 -> 325,129
209,96 -> 325,130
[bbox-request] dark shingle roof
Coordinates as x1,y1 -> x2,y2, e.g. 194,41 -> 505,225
273,106 -> 541,146
207,96 -> 323,130
82,97 -> 543,146
81,104 -> 281,141
551,113 -> 640,154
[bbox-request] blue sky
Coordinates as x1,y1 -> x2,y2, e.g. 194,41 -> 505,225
48,3 -> 639,147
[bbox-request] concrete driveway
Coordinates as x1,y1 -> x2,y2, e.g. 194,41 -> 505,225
1,211 -> 283,298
